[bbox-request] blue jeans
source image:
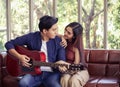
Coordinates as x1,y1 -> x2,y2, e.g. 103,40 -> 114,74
19,72 -> 61,87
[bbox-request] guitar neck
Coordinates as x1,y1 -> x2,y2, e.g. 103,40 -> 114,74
33,61 -> 68,68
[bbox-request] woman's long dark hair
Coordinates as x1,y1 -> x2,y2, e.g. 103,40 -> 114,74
65,22 -> 85,65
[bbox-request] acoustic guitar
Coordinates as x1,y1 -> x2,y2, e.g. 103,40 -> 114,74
6,46 -> 84,76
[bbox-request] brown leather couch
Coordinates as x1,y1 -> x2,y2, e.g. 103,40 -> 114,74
0,49 -> 120,87
84,49 -> 120,87
0,54 -> 2,87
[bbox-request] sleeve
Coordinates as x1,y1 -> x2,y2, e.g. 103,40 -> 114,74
56,36 -> 66,61
5,33 -> 31,51
57,46 -> 66,61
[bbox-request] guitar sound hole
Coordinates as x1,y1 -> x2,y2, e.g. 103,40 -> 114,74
29,58 -> 33,67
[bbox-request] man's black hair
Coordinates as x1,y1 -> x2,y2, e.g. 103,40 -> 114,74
38,15 -> 58,32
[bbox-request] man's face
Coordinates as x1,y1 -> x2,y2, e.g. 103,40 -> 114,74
46,23 -> 58,39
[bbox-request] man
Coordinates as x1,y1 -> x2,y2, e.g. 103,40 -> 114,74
5,15 -> 67,87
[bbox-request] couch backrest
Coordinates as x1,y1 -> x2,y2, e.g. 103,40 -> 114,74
84,49 -> 120,77
0,54 -> 2,68
0,54 -> 3,87
107,50 -> 120,77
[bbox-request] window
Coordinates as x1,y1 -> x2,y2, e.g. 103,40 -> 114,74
0,0 -> 119,51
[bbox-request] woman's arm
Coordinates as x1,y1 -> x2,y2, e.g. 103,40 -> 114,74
57,34 -> 67,48
74,47 -> 80,64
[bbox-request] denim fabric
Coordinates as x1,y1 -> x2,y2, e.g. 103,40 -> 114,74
19,72 -> 61,87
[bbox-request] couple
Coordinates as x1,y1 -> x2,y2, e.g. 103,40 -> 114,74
5,15 -> 89,87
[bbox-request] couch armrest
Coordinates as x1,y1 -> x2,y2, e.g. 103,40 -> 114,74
1,52 -> 10,77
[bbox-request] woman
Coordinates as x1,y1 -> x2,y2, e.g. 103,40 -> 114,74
60,22 -> 89,87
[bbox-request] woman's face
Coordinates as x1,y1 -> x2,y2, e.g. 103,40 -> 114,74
64,27 -> 74,41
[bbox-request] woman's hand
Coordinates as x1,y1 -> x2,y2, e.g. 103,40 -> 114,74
60,36 -> 67,48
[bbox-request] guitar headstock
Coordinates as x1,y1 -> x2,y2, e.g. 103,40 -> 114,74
69,63 -> 84,71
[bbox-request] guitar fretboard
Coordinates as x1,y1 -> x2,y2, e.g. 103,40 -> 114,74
33,61 -> 68,68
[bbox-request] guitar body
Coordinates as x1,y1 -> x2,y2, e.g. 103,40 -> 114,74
6,46 -> 46,76
6,46 -> 84,77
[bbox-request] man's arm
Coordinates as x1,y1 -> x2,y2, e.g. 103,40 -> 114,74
8,48 -> 31,67
5,33 -> 33,67
55,60 -> 69,73
55,37 -> 68,73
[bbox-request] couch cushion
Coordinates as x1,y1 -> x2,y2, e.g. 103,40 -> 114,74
89,50 -> 108,63
107,64 -> 119,77
3,75 -> 19,87
108,50 -> 120,64
84,50 -> 90,63
84,76 -> 102,87
88,63 -> 106,76
0,54 -> 2,67
106,50 -> 120,77
97,77 -> 119,87
87,50 -> 109,76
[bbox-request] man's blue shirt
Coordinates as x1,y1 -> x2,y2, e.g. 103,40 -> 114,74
5,31 -> 66,62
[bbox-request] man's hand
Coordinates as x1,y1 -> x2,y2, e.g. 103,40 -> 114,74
18,54 -> 31,67
55,60 -> 69,73
8,48 -> 32,67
